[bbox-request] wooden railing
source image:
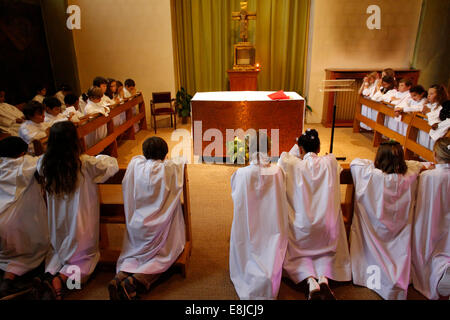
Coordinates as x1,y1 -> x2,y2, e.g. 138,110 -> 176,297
98,164 -> 192,277
33,94 -> 147,157
353,96 -> 450,162
77,94 -> 147,157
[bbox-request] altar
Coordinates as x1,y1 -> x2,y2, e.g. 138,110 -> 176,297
191,91 -> 304,160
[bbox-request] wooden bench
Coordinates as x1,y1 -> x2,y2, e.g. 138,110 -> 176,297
98,164 -> 192,277
32,95 -> 147,157
353,96 -> 450,162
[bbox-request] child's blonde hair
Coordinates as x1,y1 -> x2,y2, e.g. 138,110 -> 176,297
87,86 -> 103,100
434,137 -> 450,163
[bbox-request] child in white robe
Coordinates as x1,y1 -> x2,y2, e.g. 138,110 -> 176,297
109,137 -> 186,300
350,141 -> 426,300
229,134 -> 289,300
84,86 -> 110,149
124,79 -> 139,133
359,72 -> 379,131
35,121 -> 118,300
0,137 -> 49,299
371,76 -> 397,103
417,85 -> 448,150
32,85 -> 47,103
63,93 -> 84,123
278,129 -> 351,300
54,84 -> 71,111
106,79 -> 125,127
385,78 -> 411,134
393,85 -> 428,136
0,90 -> 24,136
43,97 -> 68,125
411,137 -> 450,300
19,101 -> 51,155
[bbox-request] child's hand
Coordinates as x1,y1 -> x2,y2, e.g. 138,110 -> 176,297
16,118 -> 24,124
394,110 -> 401,117
431,123 -> 439,130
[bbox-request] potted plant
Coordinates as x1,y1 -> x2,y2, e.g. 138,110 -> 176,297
176,87 -> 193,124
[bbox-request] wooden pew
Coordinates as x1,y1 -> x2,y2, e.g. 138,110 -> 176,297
353,96 -> 449,162
98,164 -> 192,277
77,94 -> 147,157
31,95 -> 147,157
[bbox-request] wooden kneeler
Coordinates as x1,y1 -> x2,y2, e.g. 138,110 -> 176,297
98,164 -> 192,277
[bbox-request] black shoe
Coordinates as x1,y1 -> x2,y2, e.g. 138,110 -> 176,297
320,282 -> 336,300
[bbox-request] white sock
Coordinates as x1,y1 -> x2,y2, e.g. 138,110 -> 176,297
307,277 -> 320,292
318,276 -> 328,285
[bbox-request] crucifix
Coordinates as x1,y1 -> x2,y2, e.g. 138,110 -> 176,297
232,1 -> 256,43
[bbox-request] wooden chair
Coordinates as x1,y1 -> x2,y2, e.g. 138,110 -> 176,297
98,164 -> 192,277
150,92 -> 176,134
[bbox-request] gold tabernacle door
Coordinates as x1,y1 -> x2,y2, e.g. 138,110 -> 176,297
233,42 -> 256,71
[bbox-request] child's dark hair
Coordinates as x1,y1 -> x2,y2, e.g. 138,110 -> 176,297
430,84 -> 449,105
93,76 -> 108,87
35,84 -> 46,93
64,93 -> 79,106
59,84 -> 72,92
297,129 -> 320,154
0,136 -> 28,158
87,86 -> 103,100
43,96 -> 62,109
439,100 -> 450,121
410,85 -> 426,96
374,141 -> 407,175
381,76 -> 396,93
105,78 -> 116,99
116,80 -> 123,88
398,78 -> 412,87
41,121 -> 82,195
124,79 -> 136,87
142,136 -> 168,160
23,101 -> 44,120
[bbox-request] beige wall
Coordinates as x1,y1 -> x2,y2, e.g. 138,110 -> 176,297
68,0 -> 176,117
306,0 -> 422,123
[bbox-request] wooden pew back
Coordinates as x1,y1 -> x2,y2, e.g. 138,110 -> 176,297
33,95 -> 147,157
353,96 -> 449,162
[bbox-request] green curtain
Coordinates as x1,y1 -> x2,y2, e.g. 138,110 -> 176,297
171,0 -> 309,96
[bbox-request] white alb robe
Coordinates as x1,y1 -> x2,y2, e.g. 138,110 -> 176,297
360,84 -> 378,130
19,120 -> 51,155
123,88 -> 139,132
32,94 -> 45,103
44,112 -> 68,125
289,144 -> 300,158
418,103 -> 442,150
0,102 -> 24,136
385,91 -> 411,134
278,152 -> 351,283
229,154 -> 289,300
350,159 -> 423,300
411,163 -> 450,300
37,155 -> 118,281
84,100 -> 110,149
0,155 -> 49,275
63,106 -> 84,123
116,156 -> 186,275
